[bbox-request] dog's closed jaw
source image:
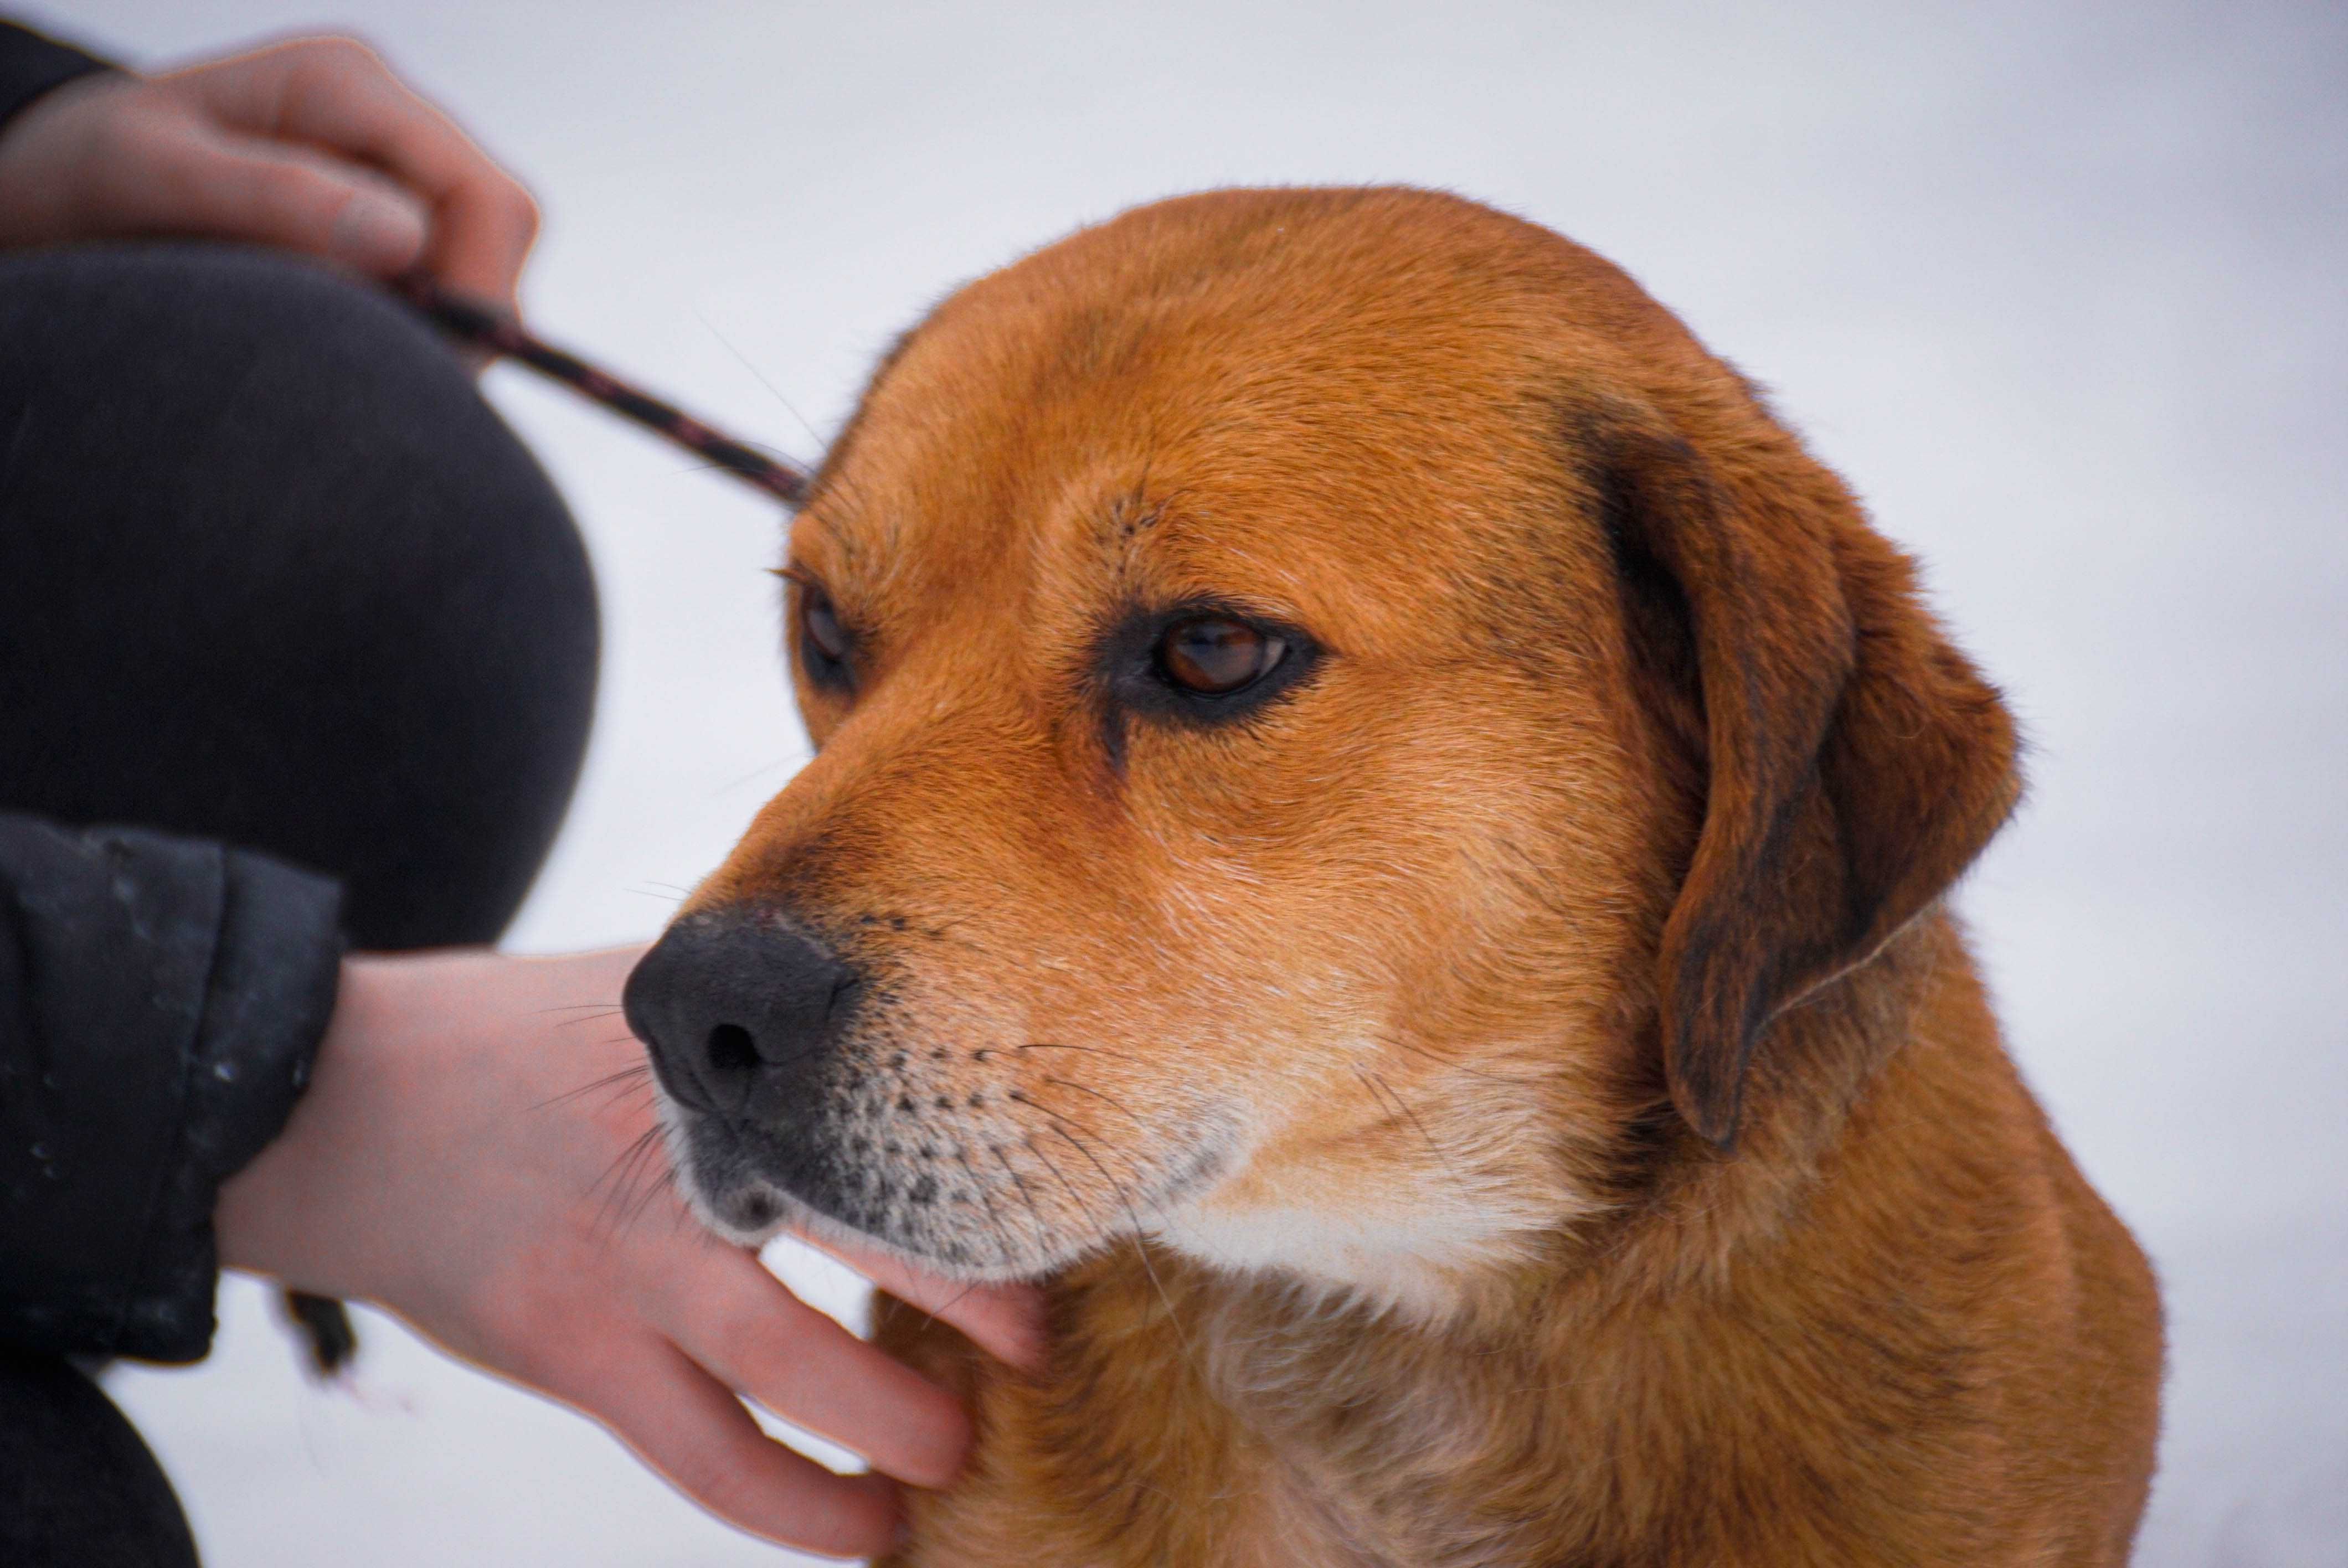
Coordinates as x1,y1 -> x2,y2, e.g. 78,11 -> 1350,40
628,885 -> 1270,1276
631,918 -> 1253,1273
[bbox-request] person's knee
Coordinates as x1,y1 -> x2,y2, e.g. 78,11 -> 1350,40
0,244 -> 599,948
1,241 -> 503,479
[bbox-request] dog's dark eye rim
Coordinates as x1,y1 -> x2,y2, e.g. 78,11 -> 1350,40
1105,601 -> 1321,722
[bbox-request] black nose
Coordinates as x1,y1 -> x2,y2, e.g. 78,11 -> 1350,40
623,909 -> 860,1115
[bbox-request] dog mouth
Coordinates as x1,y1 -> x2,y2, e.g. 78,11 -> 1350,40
624,910 -> 1243,1276
652,1096 -> 799,1246
652,1061 -> 1239,1279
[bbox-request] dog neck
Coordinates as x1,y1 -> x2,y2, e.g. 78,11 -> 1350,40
897,918 -> 2016,1567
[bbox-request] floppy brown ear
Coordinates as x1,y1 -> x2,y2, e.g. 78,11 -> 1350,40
1592,409 -> 2022,1148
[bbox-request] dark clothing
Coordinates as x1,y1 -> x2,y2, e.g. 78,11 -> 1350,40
0,821 -> 341,1362
0,246 -> 599,954
0,1344 -> 199,1567
0,19 -> 109,134
0,242 -> 598,1560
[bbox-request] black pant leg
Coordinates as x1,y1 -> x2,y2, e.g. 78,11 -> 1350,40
0,241 -> 599,948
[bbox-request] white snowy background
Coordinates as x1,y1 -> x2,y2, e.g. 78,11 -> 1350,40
23,0 -> 2345,1562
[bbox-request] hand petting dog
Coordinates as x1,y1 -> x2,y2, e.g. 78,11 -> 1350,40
218,947 -> 1041,1561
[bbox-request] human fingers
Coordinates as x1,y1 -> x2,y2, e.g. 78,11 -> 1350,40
564,1337 -> 903,1560
159,37 -> 536,305
796,1229 -> 1049,1371
123,117 -> 429,274
659,1246 -> 972,1489
0,72 -> 414,275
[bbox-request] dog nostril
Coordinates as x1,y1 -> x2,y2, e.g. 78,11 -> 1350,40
707,1023 -> 758,1074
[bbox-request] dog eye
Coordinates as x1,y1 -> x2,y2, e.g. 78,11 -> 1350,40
804,592 -> 848,662
1156,617 -> 1286,695
795,581 -> 853,686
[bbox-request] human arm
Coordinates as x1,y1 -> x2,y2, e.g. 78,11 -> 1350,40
0,809 -> 1039,1557
0,24 -> 535,306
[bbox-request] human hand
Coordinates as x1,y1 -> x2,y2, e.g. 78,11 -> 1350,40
217,946 -> 1043,1561
0,35 -> 537,307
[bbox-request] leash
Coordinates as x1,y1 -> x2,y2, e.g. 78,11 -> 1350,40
284,274 -> 815,1380
393,272 -> 814,507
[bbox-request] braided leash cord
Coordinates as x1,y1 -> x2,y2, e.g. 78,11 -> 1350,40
393,272 -> 813,507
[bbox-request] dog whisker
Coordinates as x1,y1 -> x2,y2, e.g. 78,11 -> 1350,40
895,1276 -> 998,1345
1382,1032 -> 1549,1086
1033,1074 -> 1149,1132
589,1126 -> 669,1236
693,311 -> 826,457
1022,1132 -> 1109,1242
1045,1122 -> 1194,1356
714,757 -> 799,798
535,1061 -> 656,1113
1491,837 -> 1595,936
621,1152 -> 683,1231
955,1147 -> 1024,1268
993,1143 -> 1052,1247
1352,1064 -> 1409,1132
1018,1099 -> 1188,1237
1354,1065 -> 1454,1176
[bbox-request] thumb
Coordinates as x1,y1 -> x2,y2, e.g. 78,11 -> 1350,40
137,126 -> 431,276
323,177 -> 432,275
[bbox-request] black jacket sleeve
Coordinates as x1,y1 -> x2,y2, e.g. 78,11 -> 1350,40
0,813 -> 342,1363
0,18 -> 116,135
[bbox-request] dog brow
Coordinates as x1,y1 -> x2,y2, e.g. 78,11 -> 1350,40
800,323 -> 930,517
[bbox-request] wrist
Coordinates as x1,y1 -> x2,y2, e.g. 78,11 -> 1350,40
214,954 -> 392,1292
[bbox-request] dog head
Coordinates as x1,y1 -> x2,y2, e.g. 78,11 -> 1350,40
624,188 -> 2019,1314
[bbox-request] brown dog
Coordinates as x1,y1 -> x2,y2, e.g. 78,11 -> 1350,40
623,187 -> 2164,1566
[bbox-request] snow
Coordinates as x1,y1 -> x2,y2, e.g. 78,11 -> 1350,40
28,0 -> 2344,1561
